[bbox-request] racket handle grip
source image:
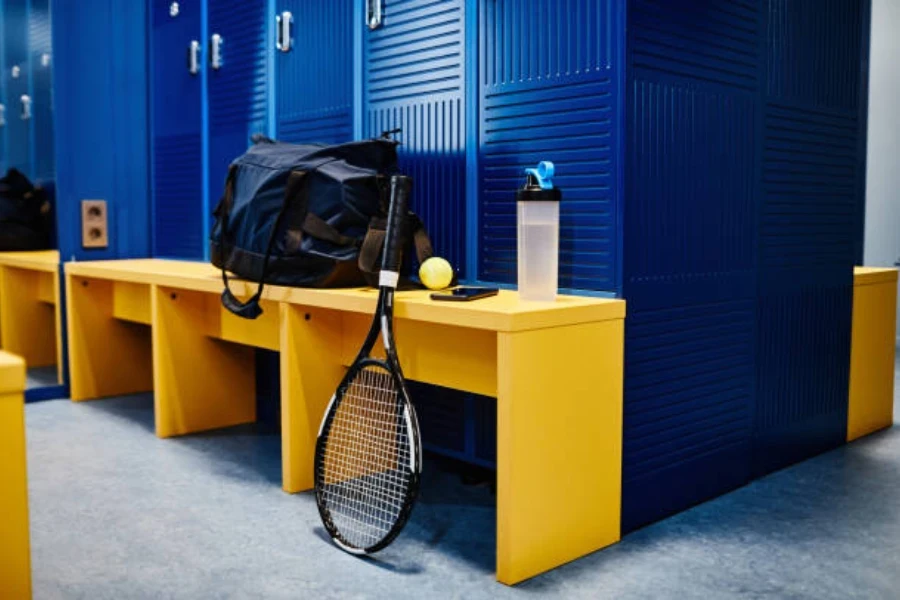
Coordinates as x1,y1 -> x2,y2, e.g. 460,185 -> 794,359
382,175 -> 412,273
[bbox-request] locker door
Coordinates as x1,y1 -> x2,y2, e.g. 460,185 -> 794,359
207,0 -> 268,201
4,0 -> 31,175
0,0 -> 6,174
151,0 -> 203,258
29,0 -> 52,181
275,0 -> 353,143
363,0 -> 467,276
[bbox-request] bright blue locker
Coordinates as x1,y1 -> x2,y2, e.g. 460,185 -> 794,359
478,0 -> 623,292
29,0 -> 52,182
275,0 -> 353,144
362,0 -> 467,277
4,0 -> 32,175
753,0 -> 867,477
150,0 -> 204,258
207,0 -> 268,204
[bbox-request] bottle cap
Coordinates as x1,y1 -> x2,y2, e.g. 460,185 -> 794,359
517,161 -> 561,202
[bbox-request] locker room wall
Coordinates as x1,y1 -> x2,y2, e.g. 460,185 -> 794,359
4,0 -> 32,175
0,1 -> 6,174
29,0 -> 52,182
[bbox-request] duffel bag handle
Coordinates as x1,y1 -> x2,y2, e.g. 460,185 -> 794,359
218,169 -> 308,320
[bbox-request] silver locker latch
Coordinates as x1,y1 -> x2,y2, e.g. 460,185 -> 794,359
367,0 -> 383,30
276,11 -> 293,52
0,104 -> 5,127
20,95 -> 31,121
211,34 -> 223,70
187,40 -> 201,75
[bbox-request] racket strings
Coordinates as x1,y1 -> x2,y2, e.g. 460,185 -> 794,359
318,365 -> 413,550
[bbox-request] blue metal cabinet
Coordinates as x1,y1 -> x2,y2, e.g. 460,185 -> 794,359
363,0 -> 468,276
150,0 -> 204,258
275,0 -> 353,144
0,0 -> 7,173
207,0 -> 268,207
478,0 -> 623,292
29,0 -> 52,182
4,0 -> 32,175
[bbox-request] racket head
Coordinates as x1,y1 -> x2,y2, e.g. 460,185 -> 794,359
314,357 -> 422,554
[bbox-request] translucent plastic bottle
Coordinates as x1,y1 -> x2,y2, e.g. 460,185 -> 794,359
517,161 -> 561,301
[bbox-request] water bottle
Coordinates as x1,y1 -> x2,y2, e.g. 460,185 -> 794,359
517,161 -> 561,301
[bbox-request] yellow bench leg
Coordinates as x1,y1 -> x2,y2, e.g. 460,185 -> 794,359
496,320 -> 623,585
280,304 -> 345,493
151,286 -> 256,438
0,387 -> 31,599
66,276 -> 153,400
0,265 -> 56,369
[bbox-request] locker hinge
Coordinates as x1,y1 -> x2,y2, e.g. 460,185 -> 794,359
0,104 -> 5,127
187,40 -> 201,75
367,0 -> 383,30
210,34 -> 224,70
276,11 -> 294,52
20,95 -> 31,121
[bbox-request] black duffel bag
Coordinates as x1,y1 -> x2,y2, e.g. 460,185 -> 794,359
211,135 -> 432,320
0,168 -> 52,251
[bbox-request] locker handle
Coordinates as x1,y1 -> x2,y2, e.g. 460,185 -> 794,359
0,104 -> 5,127
276,11 -> 293,52
367,0 -> 383,30
187,40 -> 201,75
20,95 -> 31,121
211,34 -> 223,70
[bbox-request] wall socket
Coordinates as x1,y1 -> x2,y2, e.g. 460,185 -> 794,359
81,200 -> 109,248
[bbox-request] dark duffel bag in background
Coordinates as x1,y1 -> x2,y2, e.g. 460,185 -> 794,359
0,168 -> 53,251
211,135 -> 432,319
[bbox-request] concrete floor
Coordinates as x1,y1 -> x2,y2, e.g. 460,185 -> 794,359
25,359 -> 900,599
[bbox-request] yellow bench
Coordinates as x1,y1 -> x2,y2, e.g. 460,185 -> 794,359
0,350 -> 31,598
65,258 -> 625,584
0,250 -> 63,385
848,267 -> 898,441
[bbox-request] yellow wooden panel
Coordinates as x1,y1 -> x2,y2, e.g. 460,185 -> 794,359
65,259 -> 625,332
0,266 -> 56,368
854,266 -> 899,285
152,286 -> 256,438
340,312 -> 497,397
0,352 -> 30,599
66,276 -> 153,400
0,249 -> 59,271
36,271 -> 56,305
280,305 -> 346,493
112,280 -> 152,325
212,296 -> 280,351
848,279 -> 897,441
496,319 -> 623,585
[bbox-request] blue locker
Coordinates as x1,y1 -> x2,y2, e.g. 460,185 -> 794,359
0,0 -> 6,174
207,0 -> 268,204
150,0 -> 204,258
478,0 -> 623,292
4,0 -> 32,175
753,0 -> 867,477
29,0 -> 52,182
275,0 -> 353,144
620,0 -> 761,532
363,0 -> 467,277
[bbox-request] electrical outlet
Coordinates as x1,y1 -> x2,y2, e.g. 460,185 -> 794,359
81,200 -> 109,249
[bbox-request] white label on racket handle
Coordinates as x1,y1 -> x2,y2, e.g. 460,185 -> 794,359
379,270 -> 400,289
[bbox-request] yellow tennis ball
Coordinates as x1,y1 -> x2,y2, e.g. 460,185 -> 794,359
419,257 -> 454,290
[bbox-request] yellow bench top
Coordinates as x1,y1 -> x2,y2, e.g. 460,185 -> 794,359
854,266 -> 899,286
0,250 -> 60,272
0,350 -> 26,395
65,258 -> 625,332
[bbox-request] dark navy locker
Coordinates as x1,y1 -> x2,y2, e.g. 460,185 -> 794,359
621,0 -> 762,532
207,0 -> 268,201
150,0 -> 204,258
0,0 -> 6,174
362,0 -> 467,277
753,0 -> 868,477
4,0 -> 32,175
478,0 -> 623,292
275,0 -> 353,144
29,0 -> 52,181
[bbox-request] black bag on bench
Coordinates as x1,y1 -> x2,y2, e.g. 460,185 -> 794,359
211,135 -> 433,320
0,168 -> 53,251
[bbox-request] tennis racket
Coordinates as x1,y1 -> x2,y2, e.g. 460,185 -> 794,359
314,174 -> 422,554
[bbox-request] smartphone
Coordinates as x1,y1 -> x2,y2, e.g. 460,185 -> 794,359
430,287 -> 500,302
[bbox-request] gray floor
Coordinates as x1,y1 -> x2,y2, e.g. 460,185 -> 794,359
25,359 -> 900,599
